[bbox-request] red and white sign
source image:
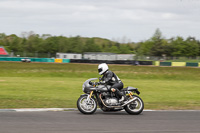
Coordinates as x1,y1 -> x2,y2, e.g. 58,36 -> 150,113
0,47 -> 8,55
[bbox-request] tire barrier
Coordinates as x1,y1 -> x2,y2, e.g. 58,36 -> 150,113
160,62 -> 172,66
171,62 -> 186,67
70,59 -> 153,65
158,61 -> 200,67
186,62 -> 199,67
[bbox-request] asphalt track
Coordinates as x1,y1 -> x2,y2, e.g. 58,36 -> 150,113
0,110 -> 200,133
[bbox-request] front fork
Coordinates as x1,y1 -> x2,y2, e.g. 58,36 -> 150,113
86,91 -> 94,101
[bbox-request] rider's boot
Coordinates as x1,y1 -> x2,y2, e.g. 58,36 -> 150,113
111,88 -> 126,103
119,96 -> 124,102
115,89 -> 126,103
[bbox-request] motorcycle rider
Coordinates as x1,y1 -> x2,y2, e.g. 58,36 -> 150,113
98,63 -> 125,102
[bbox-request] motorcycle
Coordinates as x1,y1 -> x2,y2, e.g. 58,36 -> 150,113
77,78 -> 144,115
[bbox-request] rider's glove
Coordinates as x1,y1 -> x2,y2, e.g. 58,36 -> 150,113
100,81 -> 106,84
94,82 -> 99,85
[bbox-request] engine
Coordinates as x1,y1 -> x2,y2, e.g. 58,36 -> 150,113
101,92 -> 119,106
105,98 -> 119,106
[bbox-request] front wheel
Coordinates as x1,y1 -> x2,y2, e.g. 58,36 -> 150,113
77,95 -> 97,114
124,95 -> 144,115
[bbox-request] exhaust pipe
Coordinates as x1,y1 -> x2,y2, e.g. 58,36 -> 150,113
122,97 -> 138,107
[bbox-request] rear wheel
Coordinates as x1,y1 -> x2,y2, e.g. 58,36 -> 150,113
124,95 -> 144,115
77,95 -> 97,114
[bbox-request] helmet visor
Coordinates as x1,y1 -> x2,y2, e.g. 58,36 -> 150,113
98,68 -> 102,74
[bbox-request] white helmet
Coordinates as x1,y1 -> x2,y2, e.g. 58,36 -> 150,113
98,63 -> 108,75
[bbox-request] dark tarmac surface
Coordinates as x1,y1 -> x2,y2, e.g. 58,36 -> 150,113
0,110 -> 200,133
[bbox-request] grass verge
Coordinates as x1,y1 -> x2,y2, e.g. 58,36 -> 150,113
0,62 -> 200,110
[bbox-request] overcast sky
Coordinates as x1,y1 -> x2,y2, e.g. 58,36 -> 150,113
0,0 -> 200,42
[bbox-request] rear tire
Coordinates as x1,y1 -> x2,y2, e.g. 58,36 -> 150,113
124,95 -> 144,115
77,95 -> 97,114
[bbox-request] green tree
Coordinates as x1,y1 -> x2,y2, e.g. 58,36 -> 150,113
57,36 -> 69,53
0,33 -> 8,50
136,40 -> 154,55
24,33 -> 43,52
5,34 -> 24,52
84,38 -> 101,52
68,36 -> 84,53
168,36 -> 199,57
136,28 -> 170,56
150,28 -> 168,56
110,45 -> 120,53
119,44 -> 131,54
42,37 -> 59,53
184,37 -> 199,56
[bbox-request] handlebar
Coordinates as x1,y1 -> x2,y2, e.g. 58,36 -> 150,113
89,81 -> 105,86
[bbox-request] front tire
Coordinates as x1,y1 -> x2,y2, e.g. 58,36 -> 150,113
77,95 -> 97,114
124,95 -> 144,115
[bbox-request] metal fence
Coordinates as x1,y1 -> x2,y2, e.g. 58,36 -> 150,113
9,52 -> 56,58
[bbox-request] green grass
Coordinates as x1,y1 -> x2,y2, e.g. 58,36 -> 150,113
0,62 -> 200,110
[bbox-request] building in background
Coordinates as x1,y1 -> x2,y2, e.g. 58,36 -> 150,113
56,53 -> 82,59
84,52 -> 135,60
56,52 -> 135,60
116,54 -> 135,60
84,52 -> 117,60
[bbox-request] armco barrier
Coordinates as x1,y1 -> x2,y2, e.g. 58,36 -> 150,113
47,58 -> 55,62
160,62 -> 172,66
31,58 -> 54,62
0,57 -> 56,63
0,57 -> 23,61
0,57 -> 70,64
55,59 -> 63,63
63,59 -> 70,63
186,62 -> 199,67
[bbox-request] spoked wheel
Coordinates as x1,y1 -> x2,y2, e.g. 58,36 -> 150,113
124,95 -> 144,115
77,95 -> 97,114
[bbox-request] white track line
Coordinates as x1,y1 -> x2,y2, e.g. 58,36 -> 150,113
0,108 -> 199,112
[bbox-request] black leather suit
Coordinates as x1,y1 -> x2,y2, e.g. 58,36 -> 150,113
101,70 -> 124,98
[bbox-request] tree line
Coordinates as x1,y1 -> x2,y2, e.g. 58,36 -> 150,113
0,31 -> 134,55
137,29 -> 200,57
0,29 -> 200,57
